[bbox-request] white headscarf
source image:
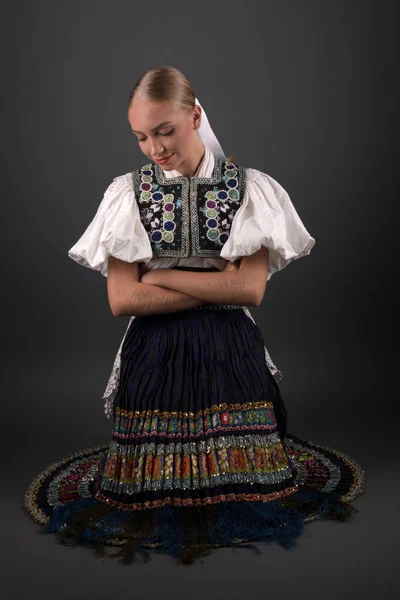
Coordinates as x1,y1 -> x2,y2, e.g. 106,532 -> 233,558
194,97 -> 226,161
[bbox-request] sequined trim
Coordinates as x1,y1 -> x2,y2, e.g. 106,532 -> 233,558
285,438 -> 341,491
300,440 -> 367,515
94,485 -> 300,511
23,444 -> 107,525
192,303 -> 244,310
95,401 -> 295,507
114,400 -> 275,421
23,435 -> 366,532
99,436 -> 294,496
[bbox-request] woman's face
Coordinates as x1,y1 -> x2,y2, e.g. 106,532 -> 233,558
127,98 -> 203,174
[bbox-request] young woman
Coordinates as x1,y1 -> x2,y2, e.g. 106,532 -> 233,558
24,66 -> 366,565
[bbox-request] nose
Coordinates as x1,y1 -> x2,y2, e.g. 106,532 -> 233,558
148,138 -> 165,158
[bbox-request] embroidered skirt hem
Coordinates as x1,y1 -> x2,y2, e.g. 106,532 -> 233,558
24,306 -> 366,565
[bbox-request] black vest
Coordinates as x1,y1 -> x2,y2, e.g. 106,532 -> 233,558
132,157 -> 246,259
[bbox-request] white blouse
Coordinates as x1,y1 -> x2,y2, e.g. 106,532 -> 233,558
68,145 -> 315,418
68,144 -> 315,281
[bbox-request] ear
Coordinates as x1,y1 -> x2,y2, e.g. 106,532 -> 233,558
193,105 -> 202,130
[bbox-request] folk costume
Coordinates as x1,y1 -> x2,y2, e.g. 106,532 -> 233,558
24,98 -> 366,565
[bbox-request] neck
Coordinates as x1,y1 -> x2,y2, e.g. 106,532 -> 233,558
175,140 -> 206,177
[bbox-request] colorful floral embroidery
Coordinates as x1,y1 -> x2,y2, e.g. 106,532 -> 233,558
113,400 -> 277,439
132,159 -> 246,258
97,401 -> 294,498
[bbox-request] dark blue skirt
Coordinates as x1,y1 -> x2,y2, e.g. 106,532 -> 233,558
24,269 -> 366,565
99,305 -> 293,508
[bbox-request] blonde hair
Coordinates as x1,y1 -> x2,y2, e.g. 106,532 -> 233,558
128,66 -> 236,163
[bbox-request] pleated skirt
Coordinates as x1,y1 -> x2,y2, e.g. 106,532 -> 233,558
24,290 -> 366,565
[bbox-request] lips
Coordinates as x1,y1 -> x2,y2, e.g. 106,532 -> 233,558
155,153 -> 173,164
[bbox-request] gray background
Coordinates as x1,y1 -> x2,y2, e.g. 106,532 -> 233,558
1,0 -> 398,598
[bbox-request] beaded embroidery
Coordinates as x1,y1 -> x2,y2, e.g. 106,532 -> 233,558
132,158 -> 246,258
95,401 -> 298,508
24,436 -> 367,525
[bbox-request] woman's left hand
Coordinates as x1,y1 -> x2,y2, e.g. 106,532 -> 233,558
140,268 -> 171,285
224,259 -> 241,272
140,270 -> 157,284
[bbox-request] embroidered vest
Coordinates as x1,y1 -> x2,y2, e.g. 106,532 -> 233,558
132,157 -> 246,258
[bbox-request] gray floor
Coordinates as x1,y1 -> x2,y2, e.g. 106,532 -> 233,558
3,352 -> 397,600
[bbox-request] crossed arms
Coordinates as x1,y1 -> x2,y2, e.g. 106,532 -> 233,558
107,247 -> 270,317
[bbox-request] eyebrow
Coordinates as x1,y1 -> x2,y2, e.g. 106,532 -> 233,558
131,121 -> 174,134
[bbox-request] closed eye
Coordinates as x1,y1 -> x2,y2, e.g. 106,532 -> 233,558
137,130 -> 174,142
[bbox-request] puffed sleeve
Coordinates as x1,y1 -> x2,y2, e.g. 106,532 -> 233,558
67,173 -> 153,277
220,168 -> 315,280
